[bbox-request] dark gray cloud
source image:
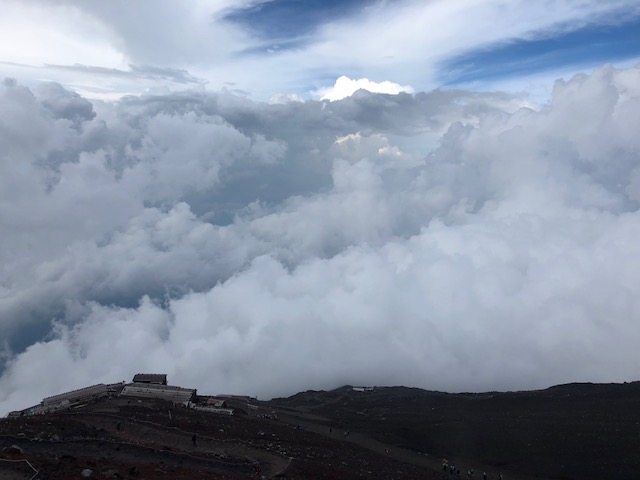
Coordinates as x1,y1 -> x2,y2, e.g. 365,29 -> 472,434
1,65 -> 639,414
34,82 -> 96,127
45,63 -> 205,85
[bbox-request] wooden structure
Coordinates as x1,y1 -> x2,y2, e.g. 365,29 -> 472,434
42,384 -> 109,407
120,383 -> 195,404
132,373 -> 167,385
194,405 -> 234,415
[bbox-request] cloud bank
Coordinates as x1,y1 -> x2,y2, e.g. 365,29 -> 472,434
1,65 -> 640,414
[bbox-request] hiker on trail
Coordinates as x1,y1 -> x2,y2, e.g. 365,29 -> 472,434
483,472 -> 487,480
192,434 -> 197,447
329,427 -> 332,434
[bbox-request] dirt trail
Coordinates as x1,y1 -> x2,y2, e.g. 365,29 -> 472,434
70,411 -> 291,478
270,407 -> 547,480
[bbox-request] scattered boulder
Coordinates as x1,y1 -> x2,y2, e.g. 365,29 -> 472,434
2,444 -> 23,454
81,468 -> 93,477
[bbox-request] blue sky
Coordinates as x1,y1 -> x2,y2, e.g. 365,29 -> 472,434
441,15 -> 640,85
1,0 -> 639,101
224,0 -> 374,44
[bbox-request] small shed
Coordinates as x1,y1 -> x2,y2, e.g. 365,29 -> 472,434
352,386 -> 375,392
194,405 -> 234,416
132,373 -> 167,385
206,398 -> 227,408
120,383 -> 196,405
42,384 -> 109,406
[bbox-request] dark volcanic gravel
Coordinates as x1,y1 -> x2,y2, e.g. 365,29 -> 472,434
267,382 -> 640,480
2,382 -> 639,479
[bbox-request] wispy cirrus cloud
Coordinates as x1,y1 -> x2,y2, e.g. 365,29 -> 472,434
2,0 -> 640,99
40,64 -> 204,85
441,15 -> 640,86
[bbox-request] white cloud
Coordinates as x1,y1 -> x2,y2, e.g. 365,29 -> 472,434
314,76 -> 415,101
2,0 -> 639,100
0,1 -> 124,68
1,65 -> 640,414
268,93 -> 304,105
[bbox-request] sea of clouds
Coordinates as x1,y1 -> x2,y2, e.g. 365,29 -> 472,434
1,65 -> 639,414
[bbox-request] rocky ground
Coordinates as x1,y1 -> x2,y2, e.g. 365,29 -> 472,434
0,396 -> 442,479
267,382 -> 640,480
1,381 -> 639,479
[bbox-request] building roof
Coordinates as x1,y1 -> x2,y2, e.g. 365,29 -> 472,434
194,405 -> 234,415
42,384 -> 109,406
132,373 -> 167,384
120,384 -> 196,404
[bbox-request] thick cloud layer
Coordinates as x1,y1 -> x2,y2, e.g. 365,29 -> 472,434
1,65 -> 639,414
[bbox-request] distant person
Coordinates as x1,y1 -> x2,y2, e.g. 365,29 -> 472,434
192,434 -> 197,447
483,473 -> 487,480
329,427 -> 332,434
